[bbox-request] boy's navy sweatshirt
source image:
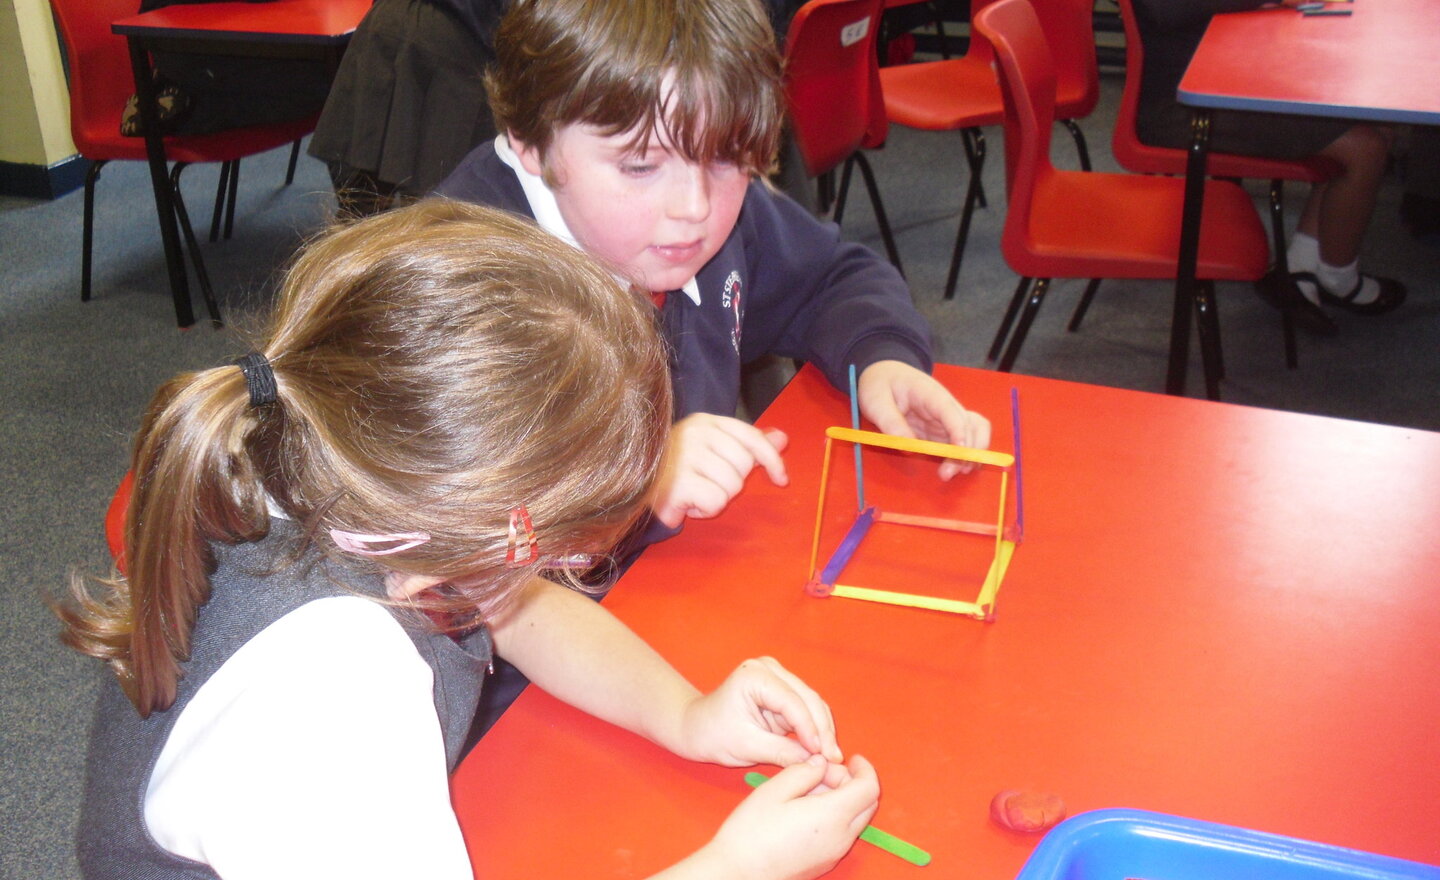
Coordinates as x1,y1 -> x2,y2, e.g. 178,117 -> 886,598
437,143 -> 942,735
436,142 -> 936,424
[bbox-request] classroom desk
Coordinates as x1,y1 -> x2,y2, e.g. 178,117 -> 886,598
111,0 -> 369,328
450,364 -> 1440,879
1168,0 -> 1440,398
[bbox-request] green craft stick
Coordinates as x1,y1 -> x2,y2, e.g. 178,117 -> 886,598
743,772 -> 932,867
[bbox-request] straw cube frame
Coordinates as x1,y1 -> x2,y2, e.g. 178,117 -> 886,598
804,426 -> 1020,621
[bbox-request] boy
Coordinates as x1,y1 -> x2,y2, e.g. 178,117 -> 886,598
439,0 -> 991,543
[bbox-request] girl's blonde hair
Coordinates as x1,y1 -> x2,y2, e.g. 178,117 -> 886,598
56,199 -> 672,717
487,0 -> 785,176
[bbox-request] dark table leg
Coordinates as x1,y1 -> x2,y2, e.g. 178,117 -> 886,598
126,38 -> 195,328
1167,108 -> 1212,397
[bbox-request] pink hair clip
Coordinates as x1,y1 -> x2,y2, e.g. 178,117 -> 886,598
506,506 -> 538,567
330,529 -> 431,556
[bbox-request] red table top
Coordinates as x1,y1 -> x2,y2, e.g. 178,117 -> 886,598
1179,0 -> 1440,125
112,0 -> 370,43
451,365 -> 1440,879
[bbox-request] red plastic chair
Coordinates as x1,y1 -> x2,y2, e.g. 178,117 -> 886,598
975,0 -> 1269,400
51,0 -> 315,325
1106,0 -> 1340,368
785,0 -> 903,272
879,0 -> 1099,300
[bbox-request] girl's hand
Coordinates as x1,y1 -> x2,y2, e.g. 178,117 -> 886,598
671,657 -> 843,767
700,755 -> 880,880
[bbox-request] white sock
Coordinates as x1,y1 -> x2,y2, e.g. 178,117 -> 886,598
1286,232 -> 1321,274
1288,239 -> 1381,307
1315,258 -> 1381,305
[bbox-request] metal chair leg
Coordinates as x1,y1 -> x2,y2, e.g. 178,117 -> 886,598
833,162 -> 852,222
1067,278 -> 1103,331
930,1 -> 951,59
851,151 -> 904,276
961,128 -> 988,209
223,159 -> 240,240
998,277 -> 1051,373
209,161 -> 232,243
820,167 -> 837,215
170,163 -> 224,328
1194,280 -> 1224,399
1268,178 -> 1299,369
1206,281 -> 1225,381
81,159 -> 107,302
285,138 -> 301,186
1062,118 -> 1091,171
942,143 -> 985,300
988,275 -> 1033,362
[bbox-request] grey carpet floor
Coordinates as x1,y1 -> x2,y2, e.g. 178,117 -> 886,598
2,68 -> 1436,879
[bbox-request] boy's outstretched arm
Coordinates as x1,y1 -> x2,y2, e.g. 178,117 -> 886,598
857,360 -> 993,479
489,576 -> 839,766
650,413 -> 790,528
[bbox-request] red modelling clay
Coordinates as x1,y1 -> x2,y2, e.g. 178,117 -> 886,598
990,790 -> 1066,833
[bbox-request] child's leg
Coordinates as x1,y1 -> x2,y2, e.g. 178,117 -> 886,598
1289,125 -> 1404,310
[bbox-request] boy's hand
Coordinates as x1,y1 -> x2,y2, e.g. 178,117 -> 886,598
651,414 -> 789,528
672,657 -> 843,768
697,755 -> 880,880
857,360 -> 992,479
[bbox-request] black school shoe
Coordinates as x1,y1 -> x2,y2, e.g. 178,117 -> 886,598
1294,271 -> 1408,316
1255,269 -> 1338,336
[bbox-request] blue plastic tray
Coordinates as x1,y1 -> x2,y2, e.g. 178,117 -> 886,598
1014,809 -> 1440,880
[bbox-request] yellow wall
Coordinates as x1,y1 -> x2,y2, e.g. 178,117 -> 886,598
0,0 -> 77,167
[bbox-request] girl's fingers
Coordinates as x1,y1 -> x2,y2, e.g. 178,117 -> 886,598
754,657 -> 841,762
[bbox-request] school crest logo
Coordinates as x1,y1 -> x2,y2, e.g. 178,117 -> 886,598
720,270 -> 743,354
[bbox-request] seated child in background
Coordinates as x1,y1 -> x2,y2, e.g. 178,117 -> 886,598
56,200 -> 879,880
307,0 -> 508,217
438,0 -> 992,541
1130,0 -> 1405,333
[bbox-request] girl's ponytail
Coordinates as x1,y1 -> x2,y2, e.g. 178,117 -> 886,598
59,359 -> 272,716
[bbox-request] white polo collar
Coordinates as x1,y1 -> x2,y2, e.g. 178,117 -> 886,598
494,134 -> 702,306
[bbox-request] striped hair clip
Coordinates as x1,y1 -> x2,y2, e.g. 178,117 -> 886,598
330,529 -> 431,556
506,506 -> 538,567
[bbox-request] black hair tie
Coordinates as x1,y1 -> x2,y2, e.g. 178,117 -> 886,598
234,352 -> 277,408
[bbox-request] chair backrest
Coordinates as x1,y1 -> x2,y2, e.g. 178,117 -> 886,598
964,0 -> 1002,66
882,0 -> 1093,120
972,0 -> 1056,255
48,0 -> 143,157
784,0 -> 888,177
1109,0 -> 1176,175
1110,0 -> 1335,183
1032,0 -> 1098,118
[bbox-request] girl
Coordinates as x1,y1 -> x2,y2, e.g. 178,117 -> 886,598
56,200 -> 879,880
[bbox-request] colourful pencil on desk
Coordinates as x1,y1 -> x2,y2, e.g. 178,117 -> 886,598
744,771 -> 932,867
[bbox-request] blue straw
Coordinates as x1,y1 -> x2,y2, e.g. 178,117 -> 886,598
849,364 -> 865,511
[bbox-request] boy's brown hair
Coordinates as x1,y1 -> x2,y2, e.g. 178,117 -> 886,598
487,0 -> 785,176
55,200 -> 672,716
